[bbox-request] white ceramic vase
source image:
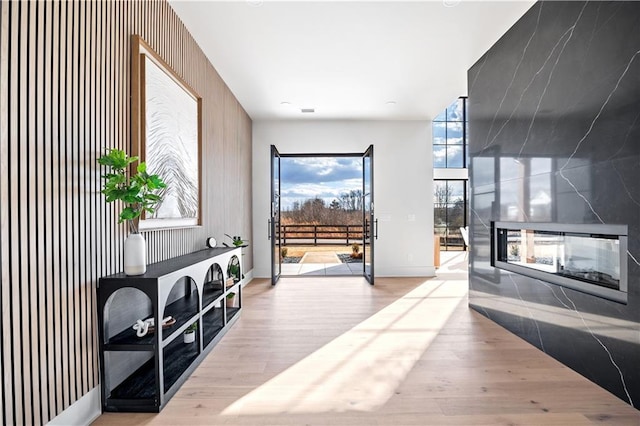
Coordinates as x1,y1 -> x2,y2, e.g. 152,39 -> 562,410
124,233 -> 146,275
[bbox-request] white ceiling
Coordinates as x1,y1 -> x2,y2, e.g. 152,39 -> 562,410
169,0 -> 535,121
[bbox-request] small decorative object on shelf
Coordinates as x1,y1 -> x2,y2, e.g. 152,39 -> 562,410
183,322 -> 197,344
228,256 -> 241,282
98,148 -> 166,275
132,316 -> 176,337
226,292 -> 236,308
224,233 -> 249,247
206,236 -> 217,248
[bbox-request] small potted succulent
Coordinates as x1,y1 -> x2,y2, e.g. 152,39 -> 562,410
224,234 -> 249,247
183,321 -> 197,344
226,292 -> 236,308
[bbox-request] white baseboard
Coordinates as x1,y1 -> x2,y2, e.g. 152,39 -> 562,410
242,267 -> 436,279
242,269 -> 254,286
47,386 -> 101,426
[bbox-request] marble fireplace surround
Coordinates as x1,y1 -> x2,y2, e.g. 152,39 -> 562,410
468,1 -> 640,408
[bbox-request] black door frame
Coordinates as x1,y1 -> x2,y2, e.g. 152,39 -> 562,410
270,145 -> 282,285
270,148 -> 375,283
362,145 -> 375,285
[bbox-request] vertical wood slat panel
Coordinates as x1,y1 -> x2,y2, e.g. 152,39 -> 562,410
69,0 -> 78,404
17,2 -> 27,422
21,3 -> 40,424
36,2 -> 50,421
88,0 -> 99,391
59,0 -> 70,410
0,1 -> 253,423
9,1 -> 22,422
77,0 -> 87,397
43,1 -> 55,419
52,1 -> 63,415
0,1 -> 9,424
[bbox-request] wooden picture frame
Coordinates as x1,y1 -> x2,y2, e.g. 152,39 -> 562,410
131,34 -> 202,230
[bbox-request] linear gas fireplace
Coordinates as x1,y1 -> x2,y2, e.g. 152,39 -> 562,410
492,222 -> 628,303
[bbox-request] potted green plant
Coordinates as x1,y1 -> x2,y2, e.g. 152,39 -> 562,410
98,148 -> 166,275
224,234 -> 248,247
228,258 -> 241,283
183,321 -> 197,344
226,292 -> 236,308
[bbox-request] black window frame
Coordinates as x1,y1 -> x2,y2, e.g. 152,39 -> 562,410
434,179 -> 468,251
432,96 -> 468,169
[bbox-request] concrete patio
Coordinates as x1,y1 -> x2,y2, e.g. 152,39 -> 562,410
281,249 -> 364,276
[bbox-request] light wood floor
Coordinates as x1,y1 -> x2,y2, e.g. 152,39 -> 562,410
93,253 -> 640,425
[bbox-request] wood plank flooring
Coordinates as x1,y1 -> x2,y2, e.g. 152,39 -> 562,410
93,253 -> 640,425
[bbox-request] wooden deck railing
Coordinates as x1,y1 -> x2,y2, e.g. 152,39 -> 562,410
280,224 -> 365,246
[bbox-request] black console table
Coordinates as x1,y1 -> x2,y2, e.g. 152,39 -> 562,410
97,247 -> 243,412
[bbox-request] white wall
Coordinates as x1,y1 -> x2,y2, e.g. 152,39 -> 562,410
252,120 -> 435,278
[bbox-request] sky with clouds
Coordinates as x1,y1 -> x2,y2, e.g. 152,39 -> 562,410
280,157 -> 363,210
433,98 -> 465,168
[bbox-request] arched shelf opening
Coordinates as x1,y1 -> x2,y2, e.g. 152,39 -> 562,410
203,263 -> 224,310
227,255 -> 242,285
163,276 -> 199,340
103,287 -> 153,345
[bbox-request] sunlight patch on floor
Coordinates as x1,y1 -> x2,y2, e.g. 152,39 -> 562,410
221,277 -> 468,416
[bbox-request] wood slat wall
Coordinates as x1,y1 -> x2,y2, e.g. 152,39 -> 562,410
0,1 -> 253,424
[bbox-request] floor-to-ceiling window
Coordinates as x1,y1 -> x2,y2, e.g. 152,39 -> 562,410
434,179 -> 468,250
433,97 -> 469,251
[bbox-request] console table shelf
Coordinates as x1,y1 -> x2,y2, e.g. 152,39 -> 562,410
98,247 -> 244,413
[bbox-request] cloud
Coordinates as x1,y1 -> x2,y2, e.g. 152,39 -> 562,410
433,145 -> 463,168
281,157 -> 362,184
279,157 -> 364,210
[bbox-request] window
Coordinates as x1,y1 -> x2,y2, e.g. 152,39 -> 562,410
433,97 -> 467,168
433,97 -> 469,251
434,180 -> 468,250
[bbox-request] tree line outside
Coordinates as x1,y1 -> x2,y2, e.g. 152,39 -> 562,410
434,181 -> 466,248
280,184 -> 467,247
282,190 -> 364,225
281,190 -> 365,242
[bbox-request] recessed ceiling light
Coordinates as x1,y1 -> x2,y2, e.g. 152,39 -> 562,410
280,101 -> 291,106
443,0 -> 461,7
246,0 -> 263,7
385,101 -> 397,106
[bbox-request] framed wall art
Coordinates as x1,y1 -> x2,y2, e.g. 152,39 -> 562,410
131,35 -> 202,229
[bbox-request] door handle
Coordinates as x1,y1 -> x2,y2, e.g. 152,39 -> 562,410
268,219 -> 271,240
374,219 -> 378,240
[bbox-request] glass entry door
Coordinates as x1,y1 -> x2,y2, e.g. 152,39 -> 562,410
363,145 -> 375,284
270,145 -> 282,285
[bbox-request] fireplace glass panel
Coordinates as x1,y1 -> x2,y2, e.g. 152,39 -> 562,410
493,222 -> 627,303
